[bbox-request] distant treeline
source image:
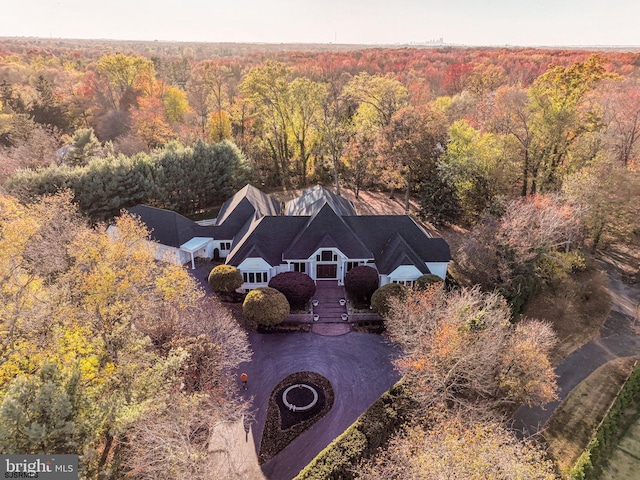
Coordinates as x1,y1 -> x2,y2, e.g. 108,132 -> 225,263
6,140 -> 249,220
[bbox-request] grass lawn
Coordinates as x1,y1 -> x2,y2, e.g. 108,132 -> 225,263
543,357 -> 639,476
600,411 -> 640,480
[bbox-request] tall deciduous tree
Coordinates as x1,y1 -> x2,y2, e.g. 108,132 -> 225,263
95,54 -> 156,111
527,55 -> 610,192
562,163 -> 640,250
358,417 -> 556,480
241,62 -> 325,187
379,105 -> 446,212
343,72 -> 409,129
598,77 -> 640,166
386,286 -> 558,413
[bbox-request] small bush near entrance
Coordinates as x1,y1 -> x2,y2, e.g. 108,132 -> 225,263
269,272 -> 316,310
415,274 -> 444,291
243,287 -> 290,326
371,283 -> 407,315
208,264 -> 243,293
344,266 -> 379,304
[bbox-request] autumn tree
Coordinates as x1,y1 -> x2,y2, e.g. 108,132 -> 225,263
597,77 -> 640,166
240,62 -> 325,187
315,77 -> 353,194
95,54 -> 156,111
562,163 -> 640,250
456,194 -> 582,312
379,105 -> 446,212
163,85 -> 190,124
527,55 -> 610,192
386,286 -> 558,413
358,417 -> 556,480
188,62 -> 233,141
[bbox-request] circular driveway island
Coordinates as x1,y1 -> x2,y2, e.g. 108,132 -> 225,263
239,331 -> 400,480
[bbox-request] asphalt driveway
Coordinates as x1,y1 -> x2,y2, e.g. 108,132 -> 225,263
514,255 -> 640,436
238,331 -> 400,480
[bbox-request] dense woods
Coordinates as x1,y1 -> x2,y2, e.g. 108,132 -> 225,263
0,192 -> 251,478
2,38 -> 640,478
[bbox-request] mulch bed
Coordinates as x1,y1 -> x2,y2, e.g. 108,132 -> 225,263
258,371 -> 334,464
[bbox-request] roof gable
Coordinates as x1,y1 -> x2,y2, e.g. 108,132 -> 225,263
283,203 -> 372,260
285,185 -> 357,217
128,205 -> 196,248
226,216 -> 308,267
376,232 -> 430,275
216,184 -> 280,226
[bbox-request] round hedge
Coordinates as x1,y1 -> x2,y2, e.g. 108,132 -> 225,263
344,266 -> 379,303
243,287 -> 290,326
268,271 -> 316,310
415,274 -> 444,291
371,283 -> 407,315
208,264 -> 243,293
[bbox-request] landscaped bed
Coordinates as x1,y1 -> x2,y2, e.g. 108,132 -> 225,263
259,371 -> 334,464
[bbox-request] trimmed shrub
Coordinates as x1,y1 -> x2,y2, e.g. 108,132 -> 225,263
268,272 -> 316,310
208,265 -> 243,293
243,287 -> 290,326
415,274 -> 444,291
344,266 -> 379,303
294,381 -> 417,480
371,283 -> 407,315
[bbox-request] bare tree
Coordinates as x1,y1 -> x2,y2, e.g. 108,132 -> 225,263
385,286 -> 558,415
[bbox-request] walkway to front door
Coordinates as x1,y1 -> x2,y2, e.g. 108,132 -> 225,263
312,280 -> 348,323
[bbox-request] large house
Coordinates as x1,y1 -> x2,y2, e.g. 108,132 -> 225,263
122,185 -> 451,291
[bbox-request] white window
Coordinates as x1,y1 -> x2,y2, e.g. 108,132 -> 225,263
346,261 -> 361,272
392,280 -> 414,288
292,262 -> 306,273
243,271 -> 268,284
221,242 -> 231,250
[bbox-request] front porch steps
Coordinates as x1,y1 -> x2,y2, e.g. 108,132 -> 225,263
312,280 -> 349,323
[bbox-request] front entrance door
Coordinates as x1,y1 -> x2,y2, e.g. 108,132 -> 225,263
316,264 -> 337,279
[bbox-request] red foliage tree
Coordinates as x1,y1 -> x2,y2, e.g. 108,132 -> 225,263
344,266 -> 379,304
268,271 -> 316,310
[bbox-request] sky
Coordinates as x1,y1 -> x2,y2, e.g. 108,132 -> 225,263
3,0 -> 640,47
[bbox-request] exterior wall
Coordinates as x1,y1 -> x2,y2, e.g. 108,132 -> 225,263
106,225 -> 190,266
425,262 -> 449,279
384,265 -> 423,287
211,240 -> 233,259
156,244 -> 191,265
237,257 -> 273,291
298,248 -> 372,282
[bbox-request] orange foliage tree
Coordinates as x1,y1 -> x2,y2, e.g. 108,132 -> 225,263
386,286 -> 558,414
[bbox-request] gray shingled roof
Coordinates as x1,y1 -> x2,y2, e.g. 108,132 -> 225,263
226,216 -> 308,267
128,205 -> 196,248
217,184 -> 281,225
375,232 -> 431,275
343,215 -> 451,267
283,204 -> 373,260
285,185 -> 356,217
128,185 -> 451,273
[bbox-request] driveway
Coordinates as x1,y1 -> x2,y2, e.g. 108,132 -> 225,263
238,332 -> 400,480
514,254 -> 640,436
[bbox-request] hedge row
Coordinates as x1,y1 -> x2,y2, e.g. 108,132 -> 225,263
569,361 -> 640,480
293,380 -> 416,480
